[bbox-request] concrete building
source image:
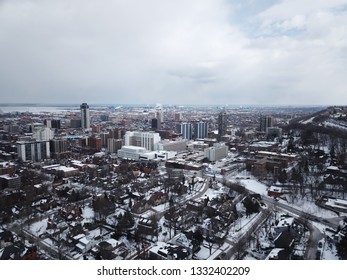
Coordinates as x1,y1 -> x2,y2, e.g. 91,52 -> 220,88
117,146 -> 147,160
266,127 -> 283,138
44,119 -> 61,129
156,110 -> 164,123
177,123 -> 192,140
204,143 -> 228,162
80,102 -> 90,130
218,111 -> 227,138
70,119 -> 82,128
139,150 -> 176,160
157,139 -> 187,152
174,112 -> 182,122
124,131 -> 161,151
151,118 -> 161,130
193,122 -> 208,139
16,140 -> 50,162
107,138 -> 122,154
33,127 -> 54,141
260,115 -> 274,132
50,138 -> 68,156
0,174 -> 21,189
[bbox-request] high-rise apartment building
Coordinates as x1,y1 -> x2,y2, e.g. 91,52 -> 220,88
17,140 -> 50,162
260,115 -> 274,132
174,112 -> 182,122
44,119 -> 61,129
193,122 -> 208,139
156,110 -> 164,123
177,123 -> 193,140
80,102 -> 90,130
218,111 -> 227,138
50,138 -> 68,156
151,118 -> 161,130
107,138 -> 123,154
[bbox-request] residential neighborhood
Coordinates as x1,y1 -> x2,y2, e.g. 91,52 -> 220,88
0,104 -> 347,260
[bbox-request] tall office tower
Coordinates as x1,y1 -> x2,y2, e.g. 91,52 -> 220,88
177,122 -> 193,140
260,115 -> 274,132
156,110 -> 164,123
193,122 -> 208,139
151,118 -> 161,130
16,140 -> 50,162
218,111 -> 228,138
174,112 -> 182,122
80,102 -> 90,130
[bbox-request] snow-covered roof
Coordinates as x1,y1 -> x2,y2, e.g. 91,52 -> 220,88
105,238 -> 120,248
276,217 -> 294,228
265,248 -> 285,260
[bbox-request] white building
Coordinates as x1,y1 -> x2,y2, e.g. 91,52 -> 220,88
177,123 -> 193,140
140,151 -> 177,160
157,139 -> 187,152
17,140 -> 50,162
204,143 -> 228,162
124,131 -> 161,151
117,146 -> 147,160
33,127 -> 55,141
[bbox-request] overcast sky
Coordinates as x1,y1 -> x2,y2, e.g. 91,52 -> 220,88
0,0 -> 347,106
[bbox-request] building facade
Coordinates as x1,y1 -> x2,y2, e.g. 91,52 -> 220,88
177,123 -> 193,140
107,138 -> 123,154
80,103 -> 90,130
204,143 -> 228,162
157,139 -> 187,152
117,146 -> 147,160
193,122 -> 208,139
218,111 -> 227,138
50,138 -> 68,156
124,131 -> 161,151
17,140 -> 50,162
33,127 -> 54,141
260,115 -> 274,132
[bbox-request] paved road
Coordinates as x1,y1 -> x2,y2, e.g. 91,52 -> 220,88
260,195 -> 346,259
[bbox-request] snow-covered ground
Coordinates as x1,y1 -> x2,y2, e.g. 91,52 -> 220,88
24,177 -> 344,260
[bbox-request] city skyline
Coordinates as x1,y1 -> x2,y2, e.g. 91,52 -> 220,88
1,0 -> 347,106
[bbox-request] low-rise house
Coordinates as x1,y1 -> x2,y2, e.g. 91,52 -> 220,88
148,191 -> 168,206
265,248 -> 290,260
76,236 -> 97,254
149,241 -> 192,260
0,229 -> 14,248
92,238 -> 127,260
137,217 -> 158,236
274,231 -> 295,250
132,200 -> 151,214
267,186 -> 284,197
0,242 -> 37,260
273,216 -> 296,237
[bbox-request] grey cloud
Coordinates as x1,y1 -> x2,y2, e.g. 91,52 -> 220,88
0,0 -> 346,106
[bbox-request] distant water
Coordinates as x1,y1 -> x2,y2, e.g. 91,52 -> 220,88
0,105 -> 79,114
